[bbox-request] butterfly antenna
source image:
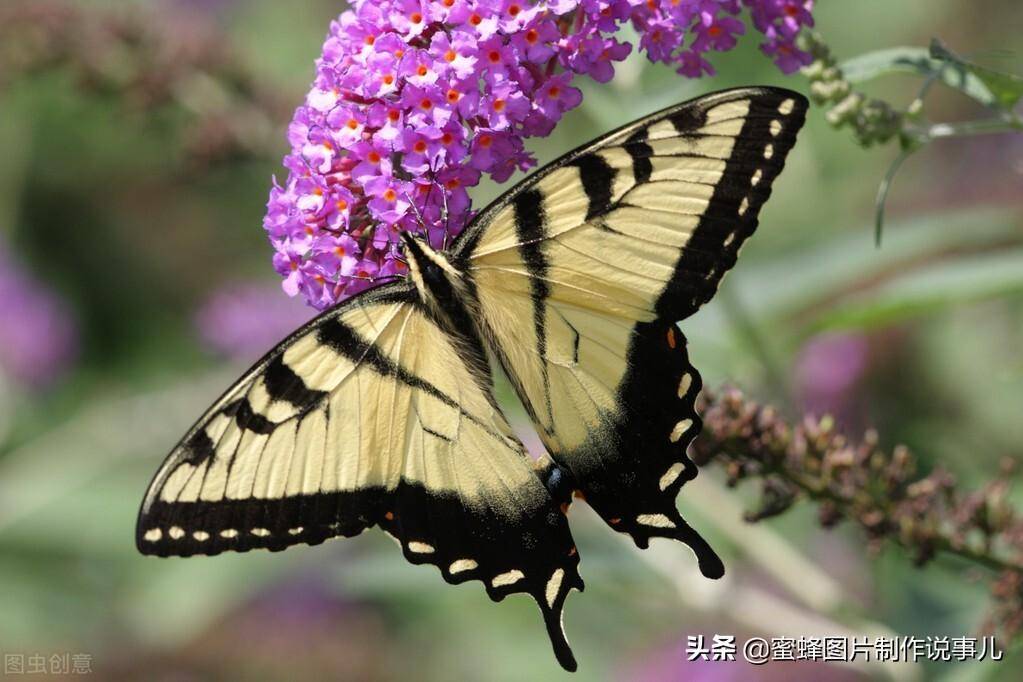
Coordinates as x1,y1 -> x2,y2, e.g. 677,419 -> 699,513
403,185 -> 436,250
441,185 -> 452,251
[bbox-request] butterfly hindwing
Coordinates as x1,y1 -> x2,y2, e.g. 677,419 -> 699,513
457,87 -> 808,576
137,281 -> 583,670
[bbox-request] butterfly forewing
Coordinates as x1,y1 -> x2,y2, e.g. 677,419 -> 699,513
458,87 -> 808,577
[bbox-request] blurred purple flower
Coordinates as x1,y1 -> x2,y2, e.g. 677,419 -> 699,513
0,242 -> 77,390
266,0 -> 814,309
795,332 -> 870,421
194,282 -> 316,363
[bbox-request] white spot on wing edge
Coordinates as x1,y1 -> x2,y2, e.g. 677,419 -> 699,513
738,197 -> 750,216
778,98 -> 796,115
251,528 -> 271,537
144,528 -> 162,542
408,541 -> 435,554
764,144 -> 774,160
193,531 -> 210,542
678,373 -> 692,398
288,527 -> 304,536
769,120 -> 783,136
449,558 -> 478,574
492,569 -> 525,588
637,513 -> 676,528
168,526 -> 185,540
751,169 -> 763,186
545,568 -> 565,608
220,529 -> 238,539
670,418 -> 693,443
659,462 -> 686,491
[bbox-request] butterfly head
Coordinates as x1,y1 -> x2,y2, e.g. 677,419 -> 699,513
399,231 -> 465,308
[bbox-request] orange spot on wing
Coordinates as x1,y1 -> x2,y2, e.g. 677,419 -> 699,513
666,327 -> 677,349
568,546 -> 577,557
560,502 -> 570,514
384,511 -> 394,521
609,517 -> 621,525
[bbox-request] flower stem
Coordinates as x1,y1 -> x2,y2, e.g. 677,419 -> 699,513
922,115 -> 1023,140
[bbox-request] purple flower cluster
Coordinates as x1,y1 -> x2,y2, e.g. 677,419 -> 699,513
0,242 -> 77,390
635,0 -> 815,77
195,281 -> 315,363
265,0 -> 814,309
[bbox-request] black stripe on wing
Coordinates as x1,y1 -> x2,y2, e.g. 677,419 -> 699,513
653,90 -> 807,319
513,188 -> 555,429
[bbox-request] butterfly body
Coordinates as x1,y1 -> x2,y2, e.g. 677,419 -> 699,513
137,87 -> 808,672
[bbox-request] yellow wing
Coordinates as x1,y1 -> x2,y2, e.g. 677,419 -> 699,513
136,282 -> 583,670
453,87 -> 808,577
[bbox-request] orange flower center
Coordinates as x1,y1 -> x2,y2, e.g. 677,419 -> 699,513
334,246 -> 346,257
336,200 -> 348,211
383,189 -> 397,202
444,49 -> 457,62
441,132 -> 454,145
478,134 -> 493,148
525,29 -> 538,44
493,99 -> 506,112
364,35 -> 375,46
367,151 -> 381,163
508,4 -> 521,17
382,74 -> 395,85
708,25 -> 722,37
410,12 -> 423,23
413,140 -> 428,153
469,13 -> 482,25
444,178 -> 460,190
346,118 -> 359,130
388,109 -> 400,122
416,64 -> 429,76
420,98 -> 433,110
313,187 -> 324,196
447,89 -> 461,103
488,50 -> 501,63
548,86 -> 560,98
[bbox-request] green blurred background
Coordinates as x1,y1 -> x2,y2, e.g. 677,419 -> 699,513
1,1 -> 1021,680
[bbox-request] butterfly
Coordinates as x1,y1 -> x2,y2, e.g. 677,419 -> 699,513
137,87 -> 807,671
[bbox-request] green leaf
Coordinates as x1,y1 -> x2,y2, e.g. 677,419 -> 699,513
809,248 -> 1023,332
930,39 -> 1023,110
840,46 -> 996,107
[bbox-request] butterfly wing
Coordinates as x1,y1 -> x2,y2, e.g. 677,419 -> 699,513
136,281 -> 584,669
454,87 -> 808,577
